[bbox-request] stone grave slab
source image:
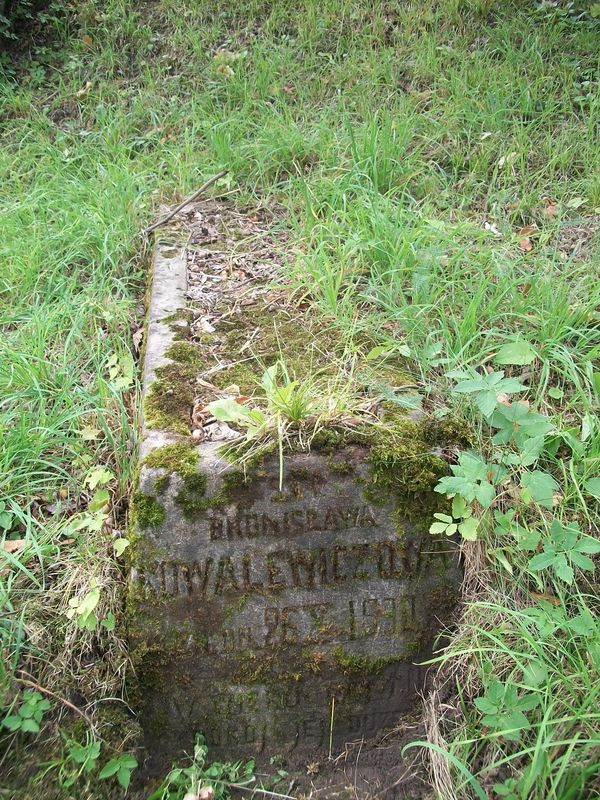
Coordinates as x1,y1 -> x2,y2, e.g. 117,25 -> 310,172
128,205 -> 462,768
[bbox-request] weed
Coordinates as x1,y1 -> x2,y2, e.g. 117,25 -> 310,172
147,734 -> 287,800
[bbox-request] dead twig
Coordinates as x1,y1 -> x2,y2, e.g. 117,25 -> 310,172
145,170 -> 228,234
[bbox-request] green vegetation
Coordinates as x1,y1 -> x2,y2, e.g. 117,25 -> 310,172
144,443 -> 199,477
1,0 -> 599,796
130,493 -> 166,531
148,733 -> 285,800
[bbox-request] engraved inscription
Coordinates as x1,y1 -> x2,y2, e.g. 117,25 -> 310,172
208,504 -> 379,540
138,538 -> 453,599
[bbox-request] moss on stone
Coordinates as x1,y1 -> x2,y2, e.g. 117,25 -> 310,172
154,474 -> 171,494
164,341 -> 203,369
174,472 -> 210,520
332,647 -> 402,676
144,364 -> 194,435
130,492 -> 166,530
144,341 -> 204,434
144,442 -> 199,477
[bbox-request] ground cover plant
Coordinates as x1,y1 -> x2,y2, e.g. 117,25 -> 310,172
0,0 -> 599,796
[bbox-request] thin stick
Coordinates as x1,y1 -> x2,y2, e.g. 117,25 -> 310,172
328,695 -> 335,760
211,777 -> 295,799
145,169 -> 228,233
16,671 -> 96,731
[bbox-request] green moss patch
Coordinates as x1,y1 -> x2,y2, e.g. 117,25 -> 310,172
174,472 -> 209,520
144,442 -> 199,477
130,492 -> 166,530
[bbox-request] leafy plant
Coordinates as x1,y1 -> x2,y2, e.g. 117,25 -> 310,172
474,678 -> 540,742
0,499 -> 14,531
450,369 -> 527,419
66,581 -> 101,630
2,690 -> 51,734
434,451 -> 505,510
528,519 -> 600,585
148,734 -> 262,800
99,753 -> 138,790
429,495 -> 480,540
56,739 -> 102,788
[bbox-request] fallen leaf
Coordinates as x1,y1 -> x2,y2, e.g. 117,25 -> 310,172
531,591 -> 560,607
132,329 -> 143,351
222,384 -> 241,395
542,200 -> 558,219
3,539 -> 27,554
81,34 -> 93,46
517,225 -> 537,236
518,237 -> 534,252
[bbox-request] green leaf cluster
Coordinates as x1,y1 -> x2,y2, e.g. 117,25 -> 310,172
2,690 -> 50,734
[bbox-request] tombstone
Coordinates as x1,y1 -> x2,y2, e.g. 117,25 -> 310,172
128,226 -> 462,768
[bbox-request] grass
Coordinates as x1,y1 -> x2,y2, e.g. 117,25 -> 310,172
0,0 -> 599,796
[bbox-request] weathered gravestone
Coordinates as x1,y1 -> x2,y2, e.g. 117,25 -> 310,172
128,227 -> 462,767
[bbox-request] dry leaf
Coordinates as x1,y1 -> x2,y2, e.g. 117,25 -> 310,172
542,200 -> 558,219
517,225 -> 537,236
132,329 -> 143,351
518,237 -> 534,252
531,591 -> 560,607
81,34 -> 93,46
339,417 -> 363,426
221,384 -> 241,395
3,539 -> 27,554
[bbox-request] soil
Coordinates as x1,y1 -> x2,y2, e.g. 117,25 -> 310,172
285,715 -> 433,799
